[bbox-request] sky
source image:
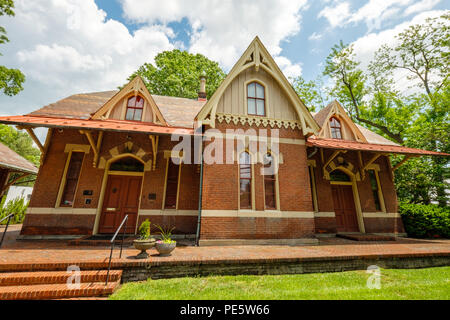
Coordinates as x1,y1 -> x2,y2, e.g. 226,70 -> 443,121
0,0 -> 448,122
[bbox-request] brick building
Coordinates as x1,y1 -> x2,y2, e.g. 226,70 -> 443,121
0,37 -> 447,245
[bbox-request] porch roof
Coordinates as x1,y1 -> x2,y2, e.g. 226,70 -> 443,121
0,142 -> 38,174
306,137 -> 450,156
0,115 -> 194,136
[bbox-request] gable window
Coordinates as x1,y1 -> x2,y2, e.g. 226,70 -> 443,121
263,153 -> 277,210
330,117 -> 342,139
126,95 -> 144,121
239,152 -> 252,209
368,169 -> 385,212
247,82 -> 265,116
60,152 -> 84,207
164,159 -> 181,209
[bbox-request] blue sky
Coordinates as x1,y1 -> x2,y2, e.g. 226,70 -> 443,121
94,0 -> 448,81
0,0 -> 447,121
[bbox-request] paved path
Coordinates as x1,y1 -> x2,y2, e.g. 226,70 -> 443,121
0,225 -> 449,267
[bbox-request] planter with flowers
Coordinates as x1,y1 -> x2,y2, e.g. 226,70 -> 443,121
133,219 -> 156,259
155,225 -> 176,256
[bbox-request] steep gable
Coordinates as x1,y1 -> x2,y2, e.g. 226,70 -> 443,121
91,76 -> 167,125
196,37 -> 319,135
313,100 -> 367,143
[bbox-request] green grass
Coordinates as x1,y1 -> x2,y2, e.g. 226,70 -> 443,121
110,267 -> 450,300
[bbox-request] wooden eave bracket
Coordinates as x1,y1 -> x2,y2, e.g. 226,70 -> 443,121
2,173 -> 31,194
17,126 -> 44,153
360,152 -> 387,180
79,130 -> 103,168
393,154 -> 416,171
323,149 -> 347,177
149,135 -> 159,171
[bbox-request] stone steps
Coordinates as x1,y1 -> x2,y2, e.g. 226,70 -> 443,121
0,270 -> 122,300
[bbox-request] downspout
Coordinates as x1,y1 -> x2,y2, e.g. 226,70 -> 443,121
195,126 -> 204,246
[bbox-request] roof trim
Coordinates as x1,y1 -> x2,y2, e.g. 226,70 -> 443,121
0,161 -> 38,175
0,115 -> 193,136
307,137 -> 450,156
91,76 -> 168,126
195,36 -> 320,136
317,100 -> 367,143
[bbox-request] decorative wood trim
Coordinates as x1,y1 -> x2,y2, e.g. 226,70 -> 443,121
40,128 -> 53,166
308,165 -> 318,212
149,135 -> 159,171
20,127 -> 44,152
216,113 -> 301,130
393,154 -> 414,171
195,37 -> 320,136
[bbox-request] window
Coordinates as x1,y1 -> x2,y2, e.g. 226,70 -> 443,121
330,117 -> 342,139
263,153 -> 277,210
247,82 -> 265,116
239,152 -> 252,209
110,157 -> 144,172
330,170 -> 350,182
126,95 -> 144,121
60,152 -> 84,207
369,170 -> 382,211
164,159 -> 180,209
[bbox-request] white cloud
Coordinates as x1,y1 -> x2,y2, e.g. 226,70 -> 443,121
0,0 -> 175,115
120,0 -> 309,74
404,0 -> 441,15
274,56 -> 303,79
319,0 -> 441,31
308,32 -> 323,41
351,10 -> 446,93
0,0 -> 308,122
318,2 -> 351,27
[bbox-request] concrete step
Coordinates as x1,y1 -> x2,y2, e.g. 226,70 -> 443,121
0,280 -> 120,300
336,233 -> 397,241
0,270 -> 122,286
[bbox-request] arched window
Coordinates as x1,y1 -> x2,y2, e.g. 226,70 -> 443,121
247,82 -> 265,116
110,157 -> 144,172
263,153 -> 277,210
330,170 -> 351,182
126,95 -> 144,121
330,117 -> 342,139
239,152 -> 252,209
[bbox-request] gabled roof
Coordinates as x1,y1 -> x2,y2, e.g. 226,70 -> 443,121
195,36 -> 320,136
307,137 -> 449,156
26,90 -> 206,129
313,100 -> 367,143
91,76 -> 167,125
0,142 -> 38,174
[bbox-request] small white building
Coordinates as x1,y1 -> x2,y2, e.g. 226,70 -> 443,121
3,186 -> 33,207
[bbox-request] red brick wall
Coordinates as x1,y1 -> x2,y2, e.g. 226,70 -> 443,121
200,217 -> 315,239
310,149 -> 402,234
24,130 -> 199,235
200,122 -> 315,239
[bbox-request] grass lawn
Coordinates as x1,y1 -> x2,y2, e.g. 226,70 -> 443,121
110,266 -> 450,300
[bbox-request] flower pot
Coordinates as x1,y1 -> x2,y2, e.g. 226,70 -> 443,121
133,238 -> 156,259
155,241 -> 176,256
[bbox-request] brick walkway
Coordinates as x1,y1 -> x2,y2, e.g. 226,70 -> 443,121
1,224 -> 449,269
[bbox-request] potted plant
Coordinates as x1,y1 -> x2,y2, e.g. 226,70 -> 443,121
155,225 -> 176,256
133,219 -> 156,259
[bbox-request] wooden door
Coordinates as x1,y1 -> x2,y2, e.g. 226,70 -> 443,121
99,175 -> 142,234
331,185 -> 359,232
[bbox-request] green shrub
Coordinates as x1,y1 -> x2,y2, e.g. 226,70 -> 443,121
399,202 -> 450,238
0,197 -> 29,225
138,219 -> 151,240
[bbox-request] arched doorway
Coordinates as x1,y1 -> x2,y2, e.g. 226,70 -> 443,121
330,170 -> 359,232
98,156 -> 144,234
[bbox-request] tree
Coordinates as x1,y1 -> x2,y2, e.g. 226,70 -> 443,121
0,0 -> 25,96
322,14 -> 449,206
128,49 -> 226,100
292,76 -> 326,112
323,41 -> 406,144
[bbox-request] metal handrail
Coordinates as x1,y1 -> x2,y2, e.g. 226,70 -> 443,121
105,215 -> 128,286
0,213 -> 15,248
